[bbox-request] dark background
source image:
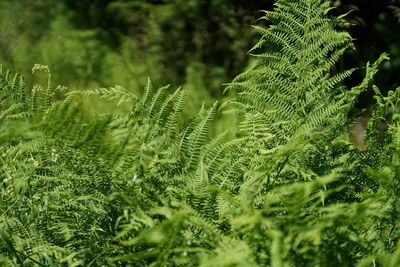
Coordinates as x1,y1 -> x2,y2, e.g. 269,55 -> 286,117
0,0 -> 399,107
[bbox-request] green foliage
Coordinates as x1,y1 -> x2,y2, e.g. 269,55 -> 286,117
1,0 -> 400,266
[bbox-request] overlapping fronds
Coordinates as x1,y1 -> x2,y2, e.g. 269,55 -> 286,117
227,0 -> 385,148
1,0 -> 400,266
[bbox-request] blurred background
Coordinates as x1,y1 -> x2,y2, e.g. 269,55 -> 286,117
0,0 -> 399,114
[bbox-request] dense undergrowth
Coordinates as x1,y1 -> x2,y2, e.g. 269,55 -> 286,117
1,0 -> 400,266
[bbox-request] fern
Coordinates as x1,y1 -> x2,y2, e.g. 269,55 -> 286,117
1,0 -> 400,266
227,0 -> 385,151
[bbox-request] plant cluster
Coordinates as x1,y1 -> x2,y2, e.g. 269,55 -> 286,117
1,0 -> 400,266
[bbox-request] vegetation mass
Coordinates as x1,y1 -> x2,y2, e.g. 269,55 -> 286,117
1,0 -> 400,266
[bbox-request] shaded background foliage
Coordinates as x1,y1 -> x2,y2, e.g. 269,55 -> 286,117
0,0 -> 399,102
